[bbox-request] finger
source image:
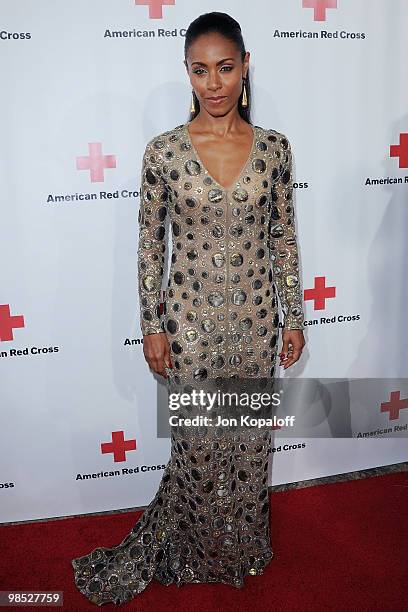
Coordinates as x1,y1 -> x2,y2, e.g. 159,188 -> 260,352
154,355 -> 171,379
150,362 -> 168,379
163,347 -> 173,369
283,349 -> 302,369
280,337 -> 290,362
280,333 -> 305,364
146,356 -> 164,375
155,358 -> 167,378
281,336 -> 290,353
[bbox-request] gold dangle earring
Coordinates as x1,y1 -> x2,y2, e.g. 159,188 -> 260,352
190,89 -> 196,114
241,77 -> 248,108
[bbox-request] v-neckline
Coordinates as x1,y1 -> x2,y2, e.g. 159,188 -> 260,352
184,122 -> 256,192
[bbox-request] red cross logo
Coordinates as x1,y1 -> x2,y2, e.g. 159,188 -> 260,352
304,276 -> 336,310
76,143 -> 116,183
390,134 -> 408,168
135,0 -> 176,19
101,431 -> 137,462
0,304 -> 25,342
303,0 -> 337,21
380,391 -> 408,421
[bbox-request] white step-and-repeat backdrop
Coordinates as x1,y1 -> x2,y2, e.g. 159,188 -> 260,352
1,0 -> 407,523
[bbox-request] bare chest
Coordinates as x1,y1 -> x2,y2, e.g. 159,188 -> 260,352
185,124 -> 256,191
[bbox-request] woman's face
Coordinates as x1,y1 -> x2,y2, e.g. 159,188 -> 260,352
185,32 -> 249,117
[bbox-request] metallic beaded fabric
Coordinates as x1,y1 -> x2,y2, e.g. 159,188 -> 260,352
138,122 -> 304,378
71,122 -> 305,606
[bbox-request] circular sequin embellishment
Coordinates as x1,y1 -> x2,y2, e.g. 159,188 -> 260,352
201,319 -> 216,333
232,188 -> 249,202
185,160 -> 201,176
208,292 -> 225,307
252,159 -> 266,173
231,290 -> 247,305
212,253 -> 226,268
256,140 -> 268,151
142,275 -> 158,292
208,189 -> 224,203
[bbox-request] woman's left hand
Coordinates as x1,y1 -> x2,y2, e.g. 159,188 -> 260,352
279,329 -> 305,369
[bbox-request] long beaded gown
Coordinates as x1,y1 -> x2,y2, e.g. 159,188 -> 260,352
71,121 -> 305,606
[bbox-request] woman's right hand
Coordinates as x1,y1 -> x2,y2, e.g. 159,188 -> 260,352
142,332 -> 173,379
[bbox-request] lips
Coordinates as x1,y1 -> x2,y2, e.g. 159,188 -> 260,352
207,96 -> 227,104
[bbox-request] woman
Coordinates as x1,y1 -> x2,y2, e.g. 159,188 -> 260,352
72,11 -> 305,606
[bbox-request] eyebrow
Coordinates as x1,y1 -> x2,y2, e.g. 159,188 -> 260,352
191,57 -> 235,67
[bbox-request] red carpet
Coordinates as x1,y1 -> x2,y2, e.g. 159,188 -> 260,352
1,471 -> 406,611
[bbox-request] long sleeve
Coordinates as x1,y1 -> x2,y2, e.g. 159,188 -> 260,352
268,134 -> 305,330
137,139 -> 168,336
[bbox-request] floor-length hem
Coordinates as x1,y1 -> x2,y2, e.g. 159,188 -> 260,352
72,426 -> 274,606
72,551 -> 275,607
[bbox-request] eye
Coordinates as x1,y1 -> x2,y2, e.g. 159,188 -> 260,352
192,65 -> 234,76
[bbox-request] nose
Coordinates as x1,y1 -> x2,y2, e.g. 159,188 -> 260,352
207,69 -> 222,91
